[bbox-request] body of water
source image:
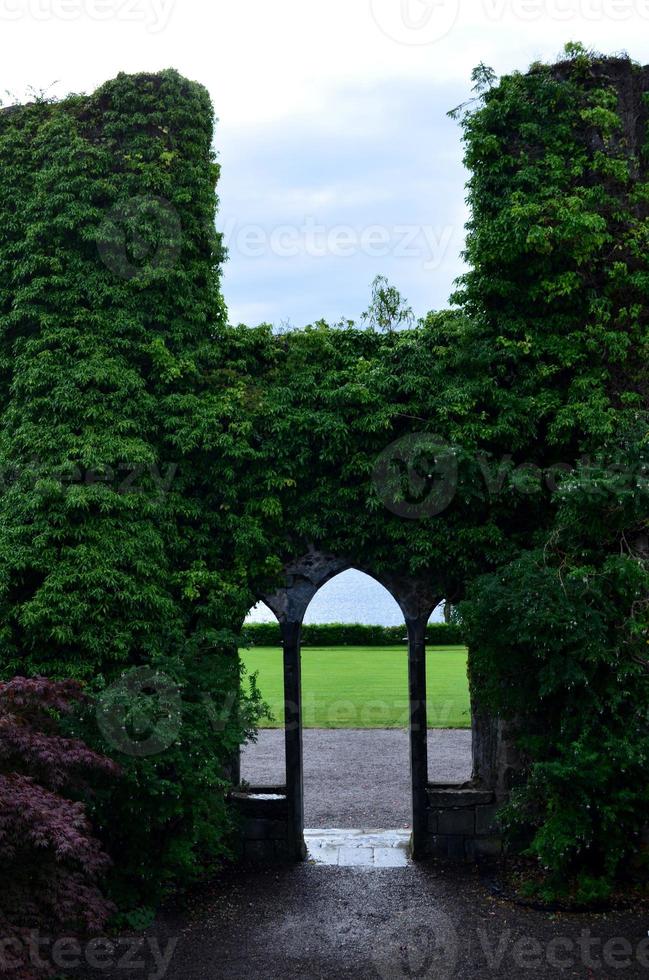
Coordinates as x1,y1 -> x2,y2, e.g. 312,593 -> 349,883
247,569 -> 445,625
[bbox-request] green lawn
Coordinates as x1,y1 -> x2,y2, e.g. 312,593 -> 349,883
240,645 -> 471,729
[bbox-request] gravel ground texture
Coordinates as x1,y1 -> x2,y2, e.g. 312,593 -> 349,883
70,734 -> 649,980
241,728 -> 473,828
81,863 -> 649,980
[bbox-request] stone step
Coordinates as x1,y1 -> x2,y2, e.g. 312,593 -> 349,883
304,829 -> 411,867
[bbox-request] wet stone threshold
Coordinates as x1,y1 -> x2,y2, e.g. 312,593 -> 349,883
304,829 -> 411,868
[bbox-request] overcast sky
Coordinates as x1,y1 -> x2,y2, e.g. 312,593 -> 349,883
4,0 -> 649,326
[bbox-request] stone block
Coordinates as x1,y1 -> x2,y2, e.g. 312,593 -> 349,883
244,840 -> 276,864
243,817 -> 288,841
446,836 -> 467,861
473,837 -> 503,860
427,835 -> 449,859
243,818 -> 271,840
273,840 -> 293,861
475,804 -> 500,835
338,846 -> 374,867
438,808 -> 475,836
426,835 -> 468,861
427,786 -> 493,807
230,789 -> 288,818
373,847 -> 408,868
267,820 -> 288,840
427,811 -> 438,834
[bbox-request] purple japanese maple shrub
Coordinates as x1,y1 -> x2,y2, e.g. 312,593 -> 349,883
0,677 -> 119,979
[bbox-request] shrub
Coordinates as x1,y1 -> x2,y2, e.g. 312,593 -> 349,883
72,651 -> 266,922
462,440 -> 649,902
0,677 -> 118,980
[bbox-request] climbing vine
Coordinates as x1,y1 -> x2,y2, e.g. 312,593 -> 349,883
453,44 -> 649,902
0,45 -> 646,914
0,70 -> 265,918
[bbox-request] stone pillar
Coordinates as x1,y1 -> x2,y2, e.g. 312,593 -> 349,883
471,695 -> 524,803
471,697 -> 499,788
281,619 -> 306,860
407,616 -> 429,859
226,747 -> 241,788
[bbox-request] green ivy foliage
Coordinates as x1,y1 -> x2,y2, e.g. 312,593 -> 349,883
0,49 -> 646,912
463,429 -> 649,902
0,70 -> 264,917
455,47 -> 649,902
223,317 -> 550,597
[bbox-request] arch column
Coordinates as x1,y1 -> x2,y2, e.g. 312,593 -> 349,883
280,619 -> 306,860
405,615 -> 429,859
260,558 -> 343,860
381,574 -> 441,859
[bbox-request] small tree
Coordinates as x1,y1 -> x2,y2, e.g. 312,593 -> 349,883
0,677 -> 119,980
361,275 -> 414,333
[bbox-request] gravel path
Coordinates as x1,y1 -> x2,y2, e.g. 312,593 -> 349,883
241,728 -> 472,827
73,739 -> 649,980
89,864 -> 649,980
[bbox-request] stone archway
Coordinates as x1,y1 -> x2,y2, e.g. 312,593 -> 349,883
233,549 -> 508,864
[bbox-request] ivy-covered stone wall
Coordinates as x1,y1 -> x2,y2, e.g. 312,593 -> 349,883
0,47 -> 646,911
0,69 -> 267,918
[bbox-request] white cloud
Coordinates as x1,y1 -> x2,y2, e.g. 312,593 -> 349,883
4,1 -> 649,118
2,0 -> 648,325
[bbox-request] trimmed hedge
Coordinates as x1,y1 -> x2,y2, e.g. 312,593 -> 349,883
241,621 -> 464,647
